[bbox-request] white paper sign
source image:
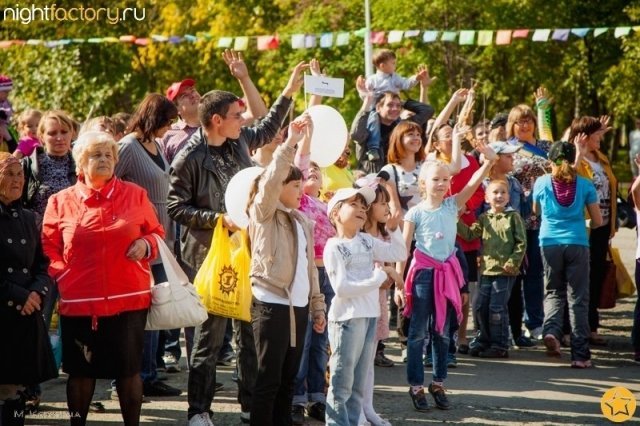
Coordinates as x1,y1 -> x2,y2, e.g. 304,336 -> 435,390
304,75 -> 344,98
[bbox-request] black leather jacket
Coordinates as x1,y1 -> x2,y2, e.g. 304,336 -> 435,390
167,95 -> 292,275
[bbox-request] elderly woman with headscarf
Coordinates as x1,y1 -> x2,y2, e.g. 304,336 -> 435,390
0,153 -> 57,425
42,131 -> 164,425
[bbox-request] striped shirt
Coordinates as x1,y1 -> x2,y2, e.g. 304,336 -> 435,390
551,178 -> 576,207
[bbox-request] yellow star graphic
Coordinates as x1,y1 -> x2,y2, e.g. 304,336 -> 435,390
605,391 -> 632,417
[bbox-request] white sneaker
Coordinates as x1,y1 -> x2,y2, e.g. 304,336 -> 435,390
526,326 -> 543,340
163,354 -> 182,373
188,412 -> 214,426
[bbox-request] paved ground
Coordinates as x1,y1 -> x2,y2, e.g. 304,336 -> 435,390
25,228 -> 640,425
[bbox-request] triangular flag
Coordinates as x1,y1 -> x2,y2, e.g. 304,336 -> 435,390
217,37 -> 232,48
134,38 -> 150,46
26,39 -> 43,45
532,29 -> 551,42
512,29 -> 529,39
441,31 -> 457,42
257,35 -> 274,50
371,31 -> 385,44
571,28 -> 590,38
291,34 -> 305,49
88,38 -> 103,43
594,27 -> 608,37
336,32 -> 350,46
0,41 -> 13,48
404,30 -> 420,38
71,39 -> 85,43
169,36 -> 182,44
634,26 -> 640,32
151,35 -> 168,42
495,30 -> 512,45
305,35 -> 317,48
103,37 -> 119,43
459,30 -> 475,45
423,31 -> 438,43
184,35 -> 198,42
320,33 -> 333,48
552,29 -> 570,41
120,35 -> 136,43
477,30 -> 493,46
234,36 -> 249,51
387,30 -> 404,43
614,27 -> 631,38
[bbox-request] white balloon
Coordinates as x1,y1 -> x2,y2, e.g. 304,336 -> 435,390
307,105 -> 348,167
224,166 -> 264,229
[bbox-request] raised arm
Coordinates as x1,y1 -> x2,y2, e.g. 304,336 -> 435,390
534,86 -> 554,142
455,140 -> 497,210
416,64 -> 436,105
251,116 -> 310,223
425,88 -> 468,153
223,49 -> 268,124
308,58 -> 324,107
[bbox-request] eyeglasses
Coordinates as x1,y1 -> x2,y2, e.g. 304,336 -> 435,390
515,119 -> 533,126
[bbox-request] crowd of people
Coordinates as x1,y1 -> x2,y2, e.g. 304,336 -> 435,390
0,47 -> 639,426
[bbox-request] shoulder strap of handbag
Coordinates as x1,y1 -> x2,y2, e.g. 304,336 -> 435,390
391,164 -> 409,211
152,234 -> 190,285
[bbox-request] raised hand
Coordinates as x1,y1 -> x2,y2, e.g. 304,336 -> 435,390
310,58 -> 325,77
286,113 -> 313,146
573,132 -> 589,157
452,88 -> 469,104
475,139 -> 498,162
534,86 -> 553,104
283,61 -> 309,98
416,64 -> 437,87
222,49 -> 249,80
598,115 -> 612,134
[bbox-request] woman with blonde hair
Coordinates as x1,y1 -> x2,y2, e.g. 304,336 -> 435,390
42,131 -> 164,425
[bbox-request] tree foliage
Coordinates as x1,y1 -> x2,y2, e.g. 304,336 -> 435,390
1,0 -> 639,135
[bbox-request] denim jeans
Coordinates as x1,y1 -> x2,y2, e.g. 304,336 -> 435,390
406,268 -> 453,386
326,316 -> 377,426
161,328 -> 182,360
523,230 -> 545,331
251,300 -> 308,426
293,267 -> 334,406
541,245 -> 591,361
632,259 -> 640,352
475,275 -> 515,350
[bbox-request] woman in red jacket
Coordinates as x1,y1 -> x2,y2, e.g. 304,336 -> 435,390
42,131 -> 164,426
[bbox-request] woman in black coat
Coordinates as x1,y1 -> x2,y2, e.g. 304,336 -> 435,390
0,153 -> 57,425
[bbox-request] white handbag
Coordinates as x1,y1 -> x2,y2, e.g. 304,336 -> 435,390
145,234 -> 209,330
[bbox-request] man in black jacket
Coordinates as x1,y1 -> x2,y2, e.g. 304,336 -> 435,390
168,62 -> 307,426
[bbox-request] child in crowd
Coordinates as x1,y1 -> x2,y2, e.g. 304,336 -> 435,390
481,141 -> 536,349
533,140 -> 601,368
323,186 -> 406,426
630,154 -> 640,362
356,49 -> 427,162
402,123 -> 497,411
360,181 -> 402,426
457,179 -> 527,358
290,132 -> 336,425
247,115 -> 326,426
13,109 -> 42,159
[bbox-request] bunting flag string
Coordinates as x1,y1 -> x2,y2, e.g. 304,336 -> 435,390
1,26 -> 639,50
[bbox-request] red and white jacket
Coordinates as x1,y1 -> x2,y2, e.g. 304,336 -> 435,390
42,177 -> 164,324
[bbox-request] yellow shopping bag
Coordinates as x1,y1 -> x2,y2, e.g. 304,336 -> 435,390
194,217 -> 252,321
610,247 -> 636,298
